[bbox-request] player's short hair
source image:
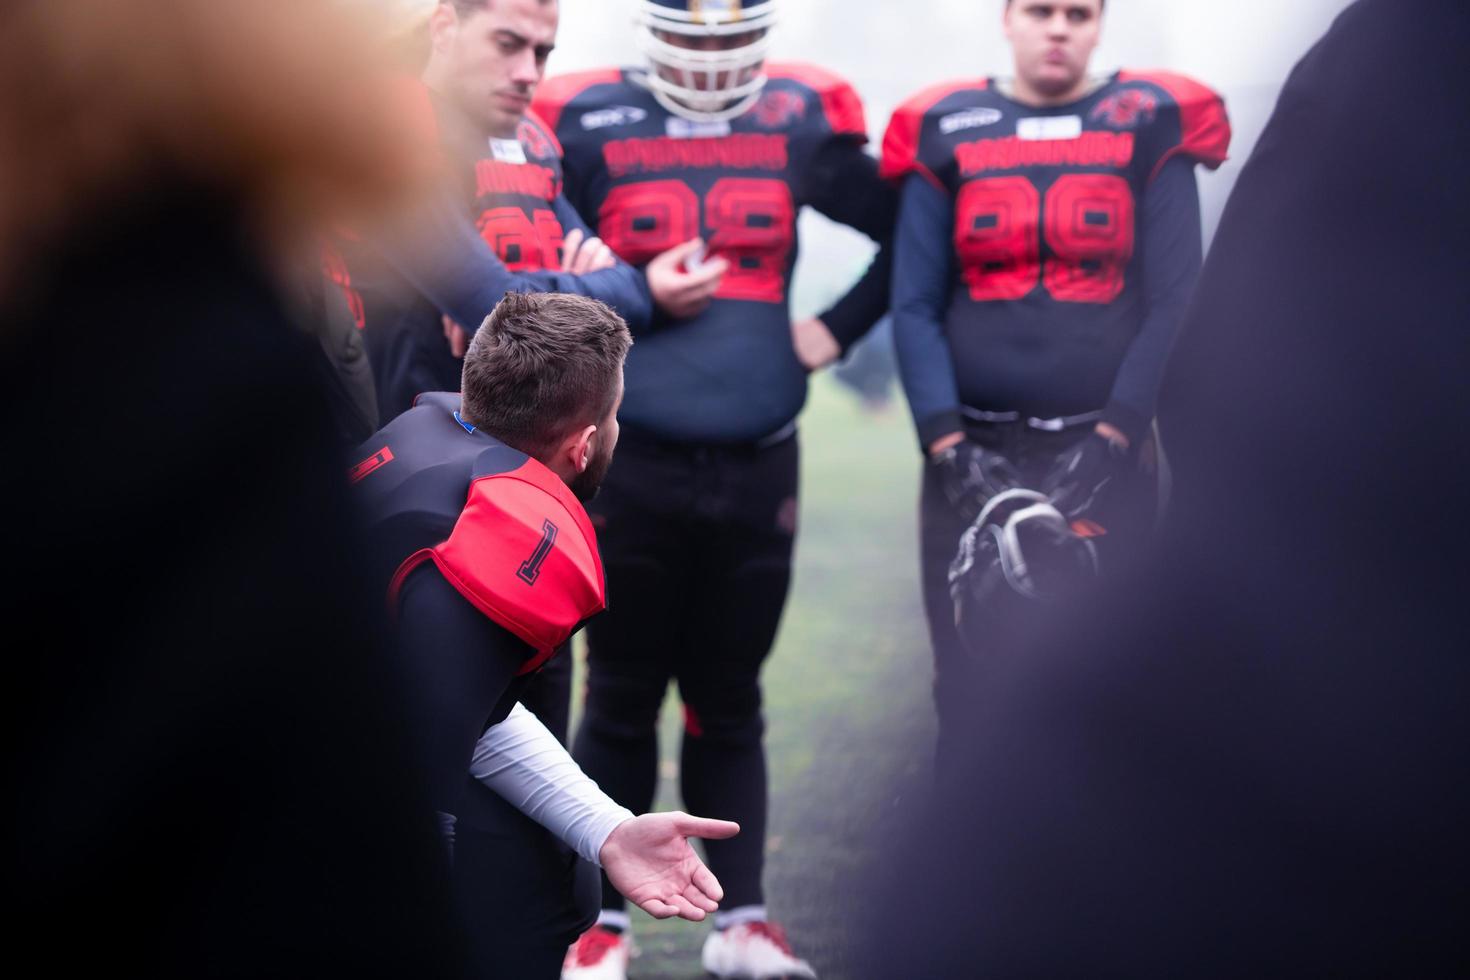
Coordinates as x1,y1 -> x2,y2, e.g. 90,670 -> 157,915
460,292 -> 631,460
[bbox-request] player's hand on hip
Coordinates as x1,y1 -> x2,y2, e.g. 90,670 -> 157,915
442,314 -> 470,358
791,316 -> 841,371
561,227 -> 617,274
647,238 -> 727,320
599,811 -> 739,922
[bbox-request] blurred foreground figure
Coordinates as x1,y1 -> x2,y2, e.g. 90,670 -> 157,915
2,1 -> 464,974
865,0 -> 1470,975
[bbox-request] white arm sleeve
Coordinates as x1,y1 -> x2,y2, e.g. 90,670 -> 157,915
468,703 -> 634,866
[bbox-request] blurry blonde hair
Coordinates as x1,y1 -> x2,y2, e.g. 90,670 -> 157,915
0,0 -> 438,299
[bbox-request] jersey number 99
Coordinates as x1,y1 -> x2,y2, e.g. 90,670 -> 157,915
597,178 -> 796,304
955,174 -> 1135,305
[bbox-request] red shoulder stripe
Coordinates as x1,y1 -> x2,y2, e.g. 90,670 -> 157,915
766,62 -> 867,138
532,68 -> 624,133
880,77 -> 988,187
1119,70 -> 1231,180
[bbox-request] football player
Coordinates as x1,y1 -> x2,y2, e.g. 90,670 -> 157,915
532,2 -> 897,977
881,0 -> 1230,769
344,0 -> 730,747
341,0 -> 726,425
352,292 -> 740,980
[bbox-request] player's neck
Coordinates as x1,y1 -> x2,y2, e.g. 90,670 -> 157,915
1005,73 -> 1103,108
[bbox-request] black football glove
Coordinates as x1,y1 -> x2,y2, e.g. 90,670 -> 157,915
1043,431 -> 1129,520
930,440 -> 1024,522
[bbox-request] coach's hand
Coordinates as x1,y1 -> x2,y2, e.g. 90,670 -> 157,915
600,811 -> 739,921
561,227 -> 617,274
792,316 -> 841,370
647,238 -> 727,319
930,438 -> 1024,523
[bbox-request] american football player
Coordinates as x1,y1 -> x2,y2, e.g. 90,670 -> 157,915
881,0 -> 1230,769
352,292 -> 740,980
533,2 -> 897,977
340,0 -> 726,425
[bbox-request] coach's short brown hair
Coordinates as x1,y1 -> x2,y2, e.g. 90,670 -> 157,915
460,292 -> 631,460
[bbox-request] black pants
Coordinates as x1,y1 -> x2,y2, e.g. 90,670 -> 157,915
574,431 -> 800,911
920,421 -> 1159,773
451,776 -> 602,979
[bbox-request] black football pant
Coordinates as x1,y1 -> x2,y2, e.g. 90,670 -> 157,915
574,431 -> 799,912
920,420 -> 1160,774
451,775 -> 602,978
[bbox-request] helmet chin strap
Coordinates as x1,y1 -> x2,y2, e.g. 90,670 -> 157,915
644,72 -> 765,124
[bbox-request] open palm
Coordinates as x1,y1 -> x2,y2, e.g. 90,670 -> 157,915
599,811 -> 740,921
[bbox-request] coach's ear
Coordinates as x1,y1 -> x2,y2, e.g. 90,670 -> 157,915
551,424 -> 599,482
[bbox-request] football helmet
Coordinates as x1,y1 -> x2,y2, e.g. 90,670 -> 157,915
635,0 -> 778,123
949,489 -> 1100,653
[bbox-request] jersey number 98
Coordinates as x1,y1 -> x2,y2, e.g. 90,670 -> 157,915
955,174 -> 1135,305
597,178 -> 796,304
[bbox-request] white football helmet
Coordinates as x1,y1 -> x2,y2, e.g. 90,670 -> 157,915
635,0 -> 778,123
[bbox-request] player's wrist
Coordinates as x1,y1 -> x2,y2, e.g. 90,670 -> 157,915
927,431 -> 966,457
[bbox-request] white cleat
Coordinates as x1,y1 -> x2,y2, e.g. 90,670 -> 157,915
701,921 -> 817,979
561,925 -> 632,980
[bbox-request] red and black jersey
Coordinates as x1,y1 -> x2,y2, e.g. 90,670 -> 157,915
336,81 -> 652,425
534,64 -> 893,444
350,392 -> 606,676
450,108 -> 572,274
882,72 -> 1230,443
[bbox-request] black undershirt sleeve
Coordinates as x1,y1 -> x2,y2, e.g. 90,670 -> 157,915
394,563 -> 535,814
1103,156 -> 1204,443
804,138 -> 900,352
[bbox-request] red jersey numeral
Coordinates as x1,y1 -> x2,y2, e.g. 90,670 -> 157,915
954,173 -> 1136,305
954,176 -> 1041,302
598,180 -> 700,266
597,177 -> 796,305
706,177 -> 795,304
1044,174 -> 1134,303
477,207 -> 565,272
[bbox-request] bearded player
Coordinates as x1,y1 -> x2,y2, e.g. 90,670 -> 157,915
882,0 -> 1231,770
352,293 -> 741,979
532,2 -> 897,977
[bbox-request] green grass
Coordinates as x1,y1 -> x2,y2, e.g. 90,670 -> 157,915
571,376 -> 935,979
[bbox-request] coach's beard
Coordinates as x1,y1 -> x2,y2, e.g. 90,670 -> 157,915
570,441 -> 615,504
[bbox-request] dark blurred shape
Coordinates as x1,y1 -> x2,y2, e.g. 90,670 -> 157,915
2,1 -> 461,974
865,0 -> 1470,975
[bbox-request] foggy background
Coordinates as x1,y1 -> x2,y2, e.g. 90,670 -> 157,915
539,0 -> 1357,315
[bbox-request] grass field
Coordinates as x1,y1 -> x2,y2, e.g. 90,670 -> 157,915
571,375 -> 936,980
